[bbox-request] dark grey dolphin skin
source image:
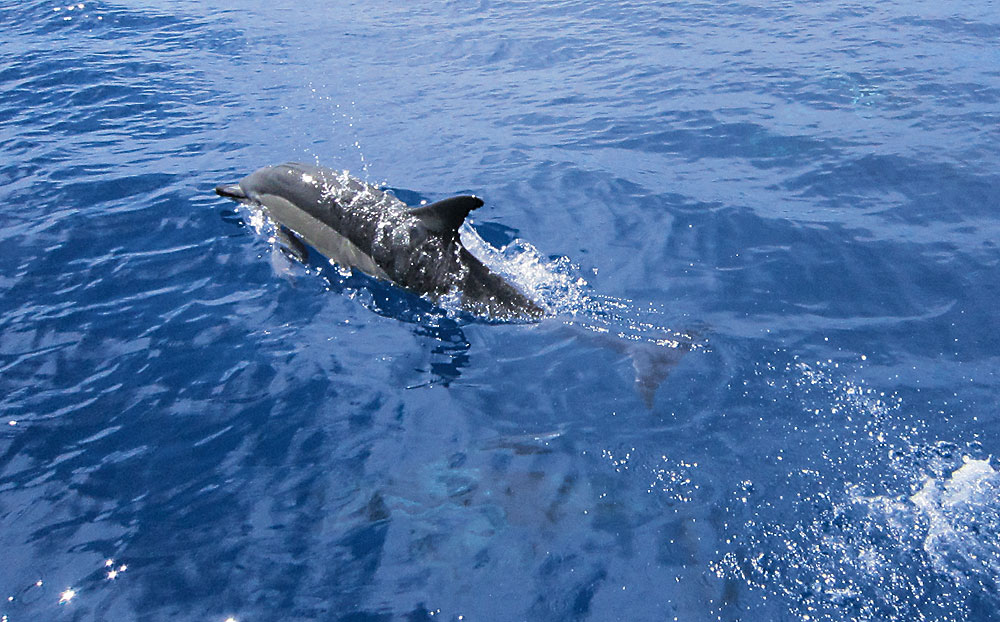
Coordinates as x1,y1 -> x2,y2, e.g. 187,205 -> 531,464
216,162 -> 545,321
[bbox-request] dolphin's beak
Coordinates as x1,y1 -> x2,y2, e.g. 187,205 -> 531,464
215,183 -> 247,200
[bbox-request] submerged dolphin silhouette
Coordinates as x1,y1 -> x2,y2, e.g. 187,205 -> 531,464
216,162 -> 544,320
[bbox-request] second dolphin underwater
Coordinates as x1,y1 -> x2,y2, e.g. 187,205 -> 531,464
216,162 -> 544,321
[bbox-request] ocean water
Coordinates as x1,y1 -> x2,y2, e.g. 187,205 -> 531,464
2,0 -> 999,620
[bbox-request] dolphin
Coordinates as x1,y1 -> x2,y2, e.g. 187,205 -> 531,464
216,162 -> 545,321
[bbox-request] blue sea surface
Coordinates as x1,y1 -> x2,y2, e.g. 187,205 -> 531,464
2,1 -> 1000,620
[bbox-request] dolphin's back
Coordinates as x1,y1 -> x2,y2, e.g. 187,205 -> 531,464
240,163 -> 405,227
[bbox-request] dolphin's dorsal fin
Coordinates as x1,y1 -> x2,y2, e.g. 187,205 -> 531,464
410,195 -> 483,234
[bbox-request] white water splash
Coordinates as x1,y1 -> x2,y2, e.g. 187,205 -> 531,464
908,457 -> 1000,588
715,359 -> 998,622
459,223 -> 589,318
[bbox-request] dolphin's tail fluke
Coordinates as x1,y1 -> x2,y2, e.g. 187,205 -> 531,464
215,183 -> 247,200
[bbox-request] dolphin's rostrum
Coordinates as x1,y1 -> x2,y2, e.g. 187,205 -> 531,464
216,162 -> 545,320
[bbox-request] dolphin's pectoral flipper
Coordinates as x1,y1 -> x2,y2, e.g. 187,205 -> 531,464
215,184 -> 247,200
409,196 -> 484,234
275,226 -> 309,263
